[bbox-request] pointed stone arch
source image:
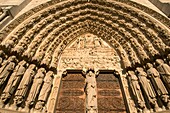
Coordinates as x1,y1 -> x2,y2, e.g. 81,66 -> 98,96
0,0 -> 170,113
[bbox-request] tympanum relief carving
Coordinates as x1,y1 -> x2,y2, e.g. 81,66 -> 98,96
58,33 -> 121,71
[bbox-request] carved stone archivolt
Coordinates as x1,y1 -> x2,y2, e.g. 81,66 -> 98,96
0,0 -> 169,113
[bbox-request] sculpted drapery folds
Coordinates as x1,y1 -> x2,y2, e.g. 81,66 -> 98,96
0,56 -> 16,88
156,59 -> 170,93
146,63 -> 170,108
25,68 -> 46,111
136,67 -> 160,112
127,70 -> 147,112
34,71 -> 54,112
1,60 -> 27,103
13,64 -> 36,107
83,69 -> 99,113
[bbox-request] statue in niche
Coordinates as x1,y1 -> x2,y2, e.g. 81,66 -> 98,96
12,64 -> 36,108
127,70 -> 149,112
83,69 -> 99,113
25,68 -> 46,110
156,59 -> 170,93
136,67 -> 161,112
146,63 -> 170,108
0,56 -> 16,87
0,60 -> 27,104
34,71 -> 54,112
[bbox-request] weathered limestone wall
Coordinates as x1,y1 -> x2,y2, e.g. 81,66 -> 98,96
149,0 -> 170,17
0,0 -> 31,29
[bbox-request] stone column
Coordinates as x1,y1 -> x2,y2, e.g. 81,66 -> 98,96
46,70 -> 64,113
83,68 -> 98,113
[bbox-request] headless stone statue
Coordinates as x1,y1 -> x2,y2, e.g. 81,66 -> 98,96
13,64 -> 36,108
84,70 -> 98,113
136,67 -> 160,112
0,56 -> 16,88
25,68 -> 46,110
146,63 -> 170,108
35,71 -> 54,112
156,59 -> 170,93
1,60 -> 27,104
128,70 -> 148,112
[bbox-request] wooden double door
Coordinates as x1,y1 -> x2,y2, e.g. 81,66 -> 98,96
56,72 -> 126,113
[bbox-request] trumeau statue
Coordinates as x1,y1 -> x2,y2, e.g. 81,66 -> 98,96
1,60 -> 27,103
127,70 -> 148,112
25,68 -> 46,109
146,63 -> 170,108
136,67 -> 160,112
0,56 -> 16,88
156,59 -> 170,93
34,71 -> 54,112
83,69 -> 99,113
13,64 -> 36,108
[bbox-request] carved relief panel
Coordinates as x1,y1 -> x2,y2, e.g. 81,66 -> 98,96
58,33 -> 121,71
56,73 -> 85,113
97,73 -> 126,113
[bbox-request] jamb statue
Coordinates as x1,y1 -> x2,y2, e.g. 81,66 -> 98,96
146,63 -> 170,109
136,67 -> 161,112
0,56 -> 16,88
25,68 -> 46,111
34,71 -> 54,112
127,70 -> 149,113
1,60 -> 27,104
12,64 -> 36,110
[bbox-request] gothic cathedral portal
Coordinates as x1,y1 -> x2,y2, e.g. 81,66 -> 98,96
0,0 -> 170,113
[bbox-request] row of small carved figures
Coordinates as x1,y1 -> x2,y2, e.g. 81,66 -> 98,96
127,57 -> 170,113
0,53 -> 54,112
